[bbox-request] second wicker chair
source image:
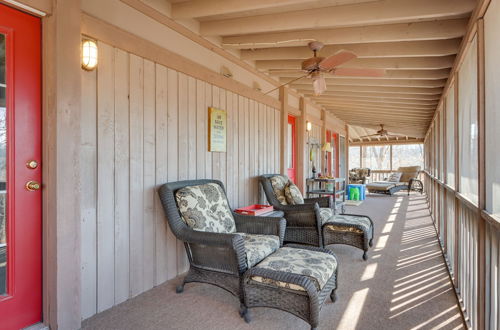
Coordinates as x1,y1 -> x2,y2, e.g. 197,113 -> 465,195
260,174 -> 374,260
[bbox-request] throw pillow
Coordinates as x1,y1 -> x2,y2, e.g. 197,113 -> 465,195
284,182 -> 304,205
175,183 -> 236,233
387,172 -> 403,182
270,175 -> 289,205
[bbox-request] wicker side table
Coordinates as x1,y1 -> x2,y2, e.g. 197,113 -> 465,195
241,244 -> 338,330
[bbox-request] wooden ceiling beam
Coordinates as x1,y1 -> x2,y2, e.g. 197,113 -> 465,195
350,139 -> 425,146
326,108 -> 434,117
256,56 -> 455,70
290,84 -> 443,95
334,118 -> 429,127
300,91 -> 441,100
321,103 -> 435,116
315,100 -> 437,109
308,96 -> 439,105
201,0 -> 475,36
350,122 -> 426,131
270,69 -> 452,79
222,18 -> 468,49
241,39 -> 461,60
280,78 -> 448,88
171,0 -> 362,19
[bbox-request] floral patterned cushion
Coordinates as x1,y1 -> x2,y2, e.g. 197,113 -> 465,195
319,208 -> 334,225
251,247 -> 337,292
324,214 -> 372,234
238,233 -> 280,268
175,183 -> 236,233
284,182 -> 304,205
270,175 -> 289,205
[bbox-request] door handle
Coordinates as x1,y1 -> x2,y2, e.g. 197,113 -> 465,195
26,181 -> 41,191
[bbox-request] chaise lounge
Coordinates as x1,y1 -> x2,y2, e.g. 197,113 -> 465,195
366,166 -> 422,196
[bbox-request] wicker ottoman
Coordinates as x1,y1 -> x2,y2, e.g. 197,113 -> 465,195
321,212 -> 374,260
241,244 -> 338,330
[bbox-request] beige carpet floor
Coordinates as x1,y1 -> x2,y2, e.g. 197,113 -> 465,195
82,193 -> 465,330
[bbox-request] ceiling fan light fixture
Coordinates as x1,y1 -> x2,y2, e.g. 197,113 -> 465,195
312,74 -> 326,96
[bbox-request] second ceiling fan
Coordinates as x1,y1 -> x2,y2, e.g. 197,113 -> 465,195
268,41 -> 386,95
358,124 -> 405,139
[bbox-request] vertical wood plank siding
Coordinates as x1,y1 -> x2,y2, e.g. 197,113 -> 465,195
81,41 -> 281,319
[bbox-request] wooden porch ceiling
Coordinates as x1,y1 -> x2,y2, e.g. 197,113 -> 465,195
166,0 -> 475,142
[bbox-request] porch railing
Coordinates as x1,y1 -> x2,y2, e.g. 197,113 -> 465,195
369,170 -> 392,182
367,170 -> 424,183
423,171 -> 500,329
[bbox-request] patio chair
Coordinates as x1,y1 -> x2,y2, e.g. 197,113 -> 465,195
260,174 -> 374,260
158,179 -> 286,313
348,168 -> 371,184
366,166 -> 423,195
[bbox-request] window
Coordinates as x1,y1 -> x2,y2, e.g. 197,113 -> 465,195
458,36 -> 478,205
362,145 -> 390,170
485,2 -> 500,216
446,84 -> 455,188
349,146 -> 361,168
439,111 -> 445,180
392,144 -> 424,169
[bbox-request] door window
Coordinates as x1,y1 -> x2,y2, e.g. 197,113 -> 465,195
0,33 -> 6,296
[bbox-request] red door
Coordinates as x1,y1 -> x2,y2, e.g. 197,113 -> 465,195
331,133 -> 339,177
287,115 -> 297,182
0,4 -> 42,329
326,130 -> 332,175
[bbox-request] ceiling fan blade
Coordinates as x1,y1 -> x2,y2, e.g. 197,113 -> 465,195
332,68 -> 386,77
318,50 -> 357,71
313,76 -> 327,96
264,73 -> 310,95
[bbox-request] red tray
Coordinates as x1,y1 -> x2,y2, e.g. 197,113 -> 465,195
234,204 -> 274,216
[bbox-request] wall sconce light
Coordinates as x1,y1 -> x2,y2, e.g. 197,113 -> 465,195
82,39 -> 98,71
306,121 -> 312,132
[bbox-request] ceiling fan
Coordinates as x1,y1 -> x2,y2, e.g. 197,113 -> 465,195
266,41 -> 385,95
358,124 -> 406,139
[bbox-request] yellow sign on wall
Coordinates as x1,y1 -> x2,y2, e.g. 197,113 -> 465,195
208,107 -> 227,152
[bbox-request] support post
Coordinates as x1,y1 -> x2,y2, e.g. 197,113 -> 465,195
297,97 -> 307,192
476,17 -> 486,330
42,0 -> 82,328
279,86 -> 289,175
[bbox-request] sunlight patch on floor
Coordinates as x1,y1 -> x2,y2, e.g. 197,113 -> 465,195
337,288 -> 370,330
390,288 -> 453,319
408,306 -> 458,330
360,263 -> 378,281
395,263 -> 442,283
374,235 -> 388,251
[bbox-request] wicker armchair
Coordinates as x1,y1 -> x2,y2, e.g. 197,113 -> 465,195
260,174 -> 331,247
349,168 -> 371,184
158,179 -> 286,313
260,174 -> 374,260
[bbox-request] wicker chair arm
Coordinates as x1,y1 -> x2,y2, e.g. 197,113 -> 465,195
303,196 -> 331,208
181,228 -> 243,248
274,202 -> 317,213
182,229 -> 248,274
233,213 -> 286,245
